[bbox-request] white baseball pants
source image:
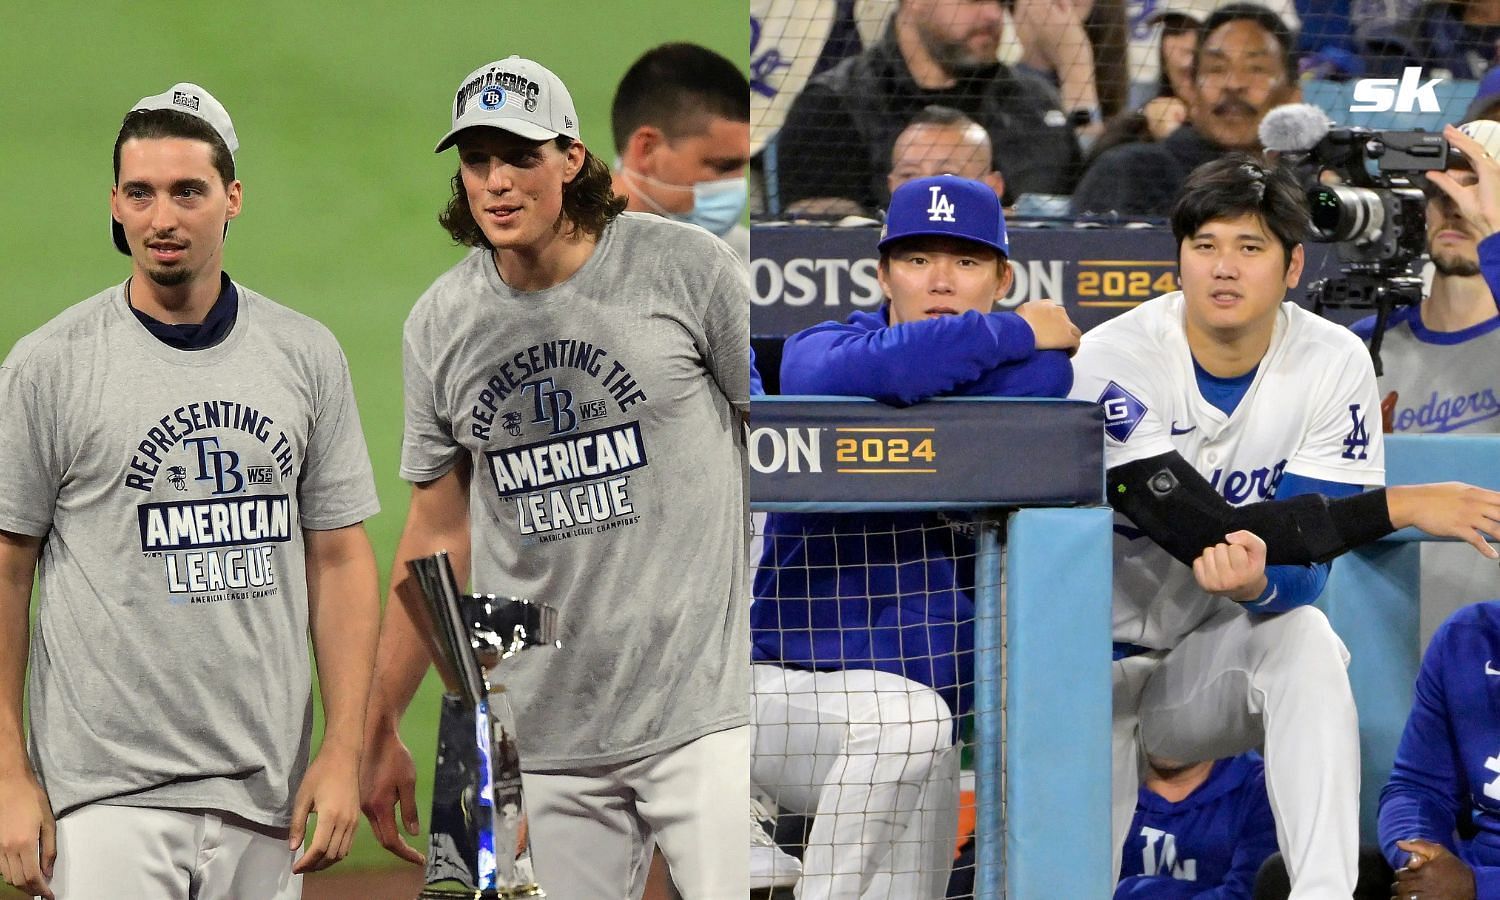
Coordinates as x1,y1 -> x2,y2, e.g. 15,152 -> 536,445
750,664 -> 959,900
49,804 -> 299,900
523,725 -> 750,899
1112,604 -> 1359,900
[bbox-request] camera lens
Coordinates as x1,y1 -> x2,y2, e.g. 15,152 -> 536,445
1308,185 -> 1385,243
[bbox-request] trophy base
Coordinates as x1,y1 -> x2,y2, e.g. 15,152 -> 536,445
418,886 -> 546,899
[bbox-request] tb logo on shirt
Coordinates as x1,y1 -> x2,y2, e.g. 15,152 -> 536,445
1139,827 -> 1198,881
522,377 -> 578,436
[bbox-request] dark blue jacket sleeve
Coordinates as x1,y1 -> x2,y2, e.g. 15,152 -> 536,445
779,310 -> 1038,406
750,345 -> 765,397
1198,768 -> 1278,900
1378,624 -> 1465,870
1481,233 -> 1500,315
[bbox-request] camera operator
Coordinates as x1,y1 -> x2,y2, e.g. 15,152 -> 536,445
1352,121 -> 1500,439
1346,122 -> 1500,639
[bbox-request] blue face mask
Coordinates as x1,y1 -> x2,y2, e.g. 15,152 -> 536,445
621,166 -> 747,237
683,176 -> 749,237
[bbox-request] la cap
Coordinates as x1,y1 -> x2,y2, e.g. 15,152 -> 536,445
434,56 -> 580,153
879,175 -> 1009,256
112,83 -> 238,255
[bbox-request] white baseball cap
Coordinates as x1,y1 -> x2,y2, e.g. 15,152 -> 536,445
111,83 -> 238,255
434,56 -> 580,152
1456,119 -> 1500,164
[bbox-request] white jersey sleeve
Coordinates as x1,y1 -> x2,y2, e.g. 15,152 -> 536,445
1284,326 -> 1386,487
1070,331 -> 1177,469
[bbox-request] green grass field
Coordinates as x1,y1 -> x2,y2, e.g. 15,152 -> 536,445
0,0 -> 746,873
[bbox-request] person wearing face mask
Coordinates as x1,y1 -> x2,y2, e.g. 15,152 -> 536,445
610,42 -> 751,264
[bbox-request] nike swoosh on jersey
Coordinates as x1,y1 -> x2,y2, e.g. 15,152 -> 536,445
1170,422 -> 1196,435
1487,660 -> 1500,676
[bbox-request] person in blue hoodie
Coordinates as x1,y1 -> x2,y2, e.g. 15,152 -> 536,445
1115,753 -> 1277,900
1379,600 -> 1500,900
748,174 -> 1082,900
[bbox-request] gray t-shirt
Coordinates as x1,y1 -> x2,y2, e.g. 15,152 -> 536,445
401,213 -> 749,769
1362,307 -> 1500,643
0,283 -> 379,827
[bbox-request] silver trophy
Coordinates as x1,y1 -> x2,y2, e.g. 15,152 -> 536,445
407,552 -> 560,899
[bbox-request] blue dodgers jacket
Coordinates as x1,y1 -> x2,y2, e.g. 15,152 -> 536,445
1114,754 -> 1277,900
750,307 -> 1072,717
1379,601 -> 1500,898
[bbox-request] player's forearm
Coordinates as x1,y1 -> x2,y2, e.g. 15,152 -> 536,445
306,525 -> 380,758
782,312 -> 1031,405
0,533 -> 40,775
368,501 -> 473,725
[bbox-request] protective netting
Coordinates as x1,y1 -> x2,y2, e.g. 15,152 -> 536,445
748,510 -> 1001,898
750,0 -> 1476,221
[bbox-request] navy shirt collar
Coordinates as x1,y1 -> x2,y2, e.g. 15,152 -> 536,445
129,272 -> 239,351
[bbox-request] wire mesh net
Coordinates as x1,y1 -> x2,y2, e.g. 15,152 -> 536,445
750,0 -> 1460,221
748,509 -> 1002,898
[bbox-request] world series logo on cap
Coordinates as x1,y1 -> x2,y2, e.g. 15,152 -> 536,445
927,186 -> 957,223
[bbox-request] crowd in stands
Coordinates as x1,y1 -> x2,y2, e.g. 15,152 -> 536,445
751,0 -> 1500,221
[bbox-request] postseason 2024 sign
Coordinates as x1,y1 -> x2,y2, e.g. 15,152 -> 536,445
748,397 -> 1105,510
750,225 -> 1353,338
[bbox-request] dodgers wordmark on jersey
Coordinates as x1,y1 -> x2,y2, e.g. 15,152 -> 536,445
1068,292 -> 1386,650
0,283 -> 379,828
401,213 -> 749,770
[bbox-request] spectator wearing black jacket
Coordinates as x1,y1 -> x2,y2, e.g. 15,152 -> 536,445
1072,3 -> 1299,218
775,0 -> 1082,217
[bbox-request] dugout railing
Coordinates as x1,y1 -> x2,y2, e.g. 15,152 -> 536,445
749,396 -> 1114,898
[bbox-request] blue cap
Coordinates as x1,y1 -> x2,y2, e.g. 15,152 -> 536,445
878,175 -> 1008,256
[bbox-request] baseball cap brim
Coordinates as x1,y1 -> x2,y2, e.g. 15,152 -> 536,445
434,118 -> 560,153
876,227 -> 1009,255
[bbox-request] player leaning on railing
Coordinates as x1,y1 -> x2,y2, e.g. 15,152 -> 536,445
749,174 -> 1081,899
1066,154 -> 1500,897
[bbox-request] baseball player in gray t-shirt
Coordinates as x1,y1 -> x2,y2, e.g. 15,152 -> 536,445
359,57 -> 750,897
0,85 -> 381,899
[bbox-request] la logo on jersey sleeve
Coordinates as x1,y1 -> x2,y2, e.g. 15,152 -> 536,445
1098,381 -> 1148,443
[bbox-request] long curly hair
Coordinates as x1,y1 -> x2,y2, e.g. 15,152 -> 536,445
438,137 -> 627,247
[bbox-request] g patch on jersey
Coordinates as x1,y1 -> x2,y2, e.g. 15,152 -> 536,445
1099,380 -> 1148,444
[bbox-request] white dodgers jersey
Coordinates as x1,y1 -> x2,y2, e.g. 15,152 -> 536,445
1069,293 -> 1386,649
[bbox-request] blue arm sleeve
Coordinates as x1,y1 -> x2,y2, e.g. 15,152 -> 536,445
779,310 -> 1037,406
1480,233 -> 1500,315
1378,628 -> 1464,870
750,345 -> 765,397
1241,473 -> 1361,613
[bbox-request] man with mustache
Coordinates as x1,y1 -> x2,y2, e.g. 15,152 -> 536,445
773,0 -> 1081,217
1072,3 -> 1299,217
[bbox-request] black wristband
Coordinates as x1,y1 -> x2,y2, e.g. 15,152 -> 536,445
1328,487 -> 1395,553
